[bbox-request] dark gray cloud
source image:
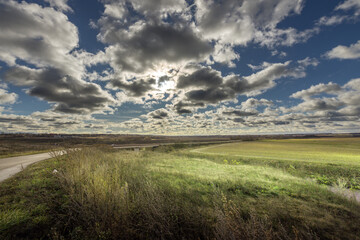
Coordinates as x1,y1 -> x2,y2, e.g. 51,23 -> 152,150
225,62 -> 293,95
223,110 -> 258,117
173,100 -> 205,114
0,0 -> 115,115
176,61 -> 308,109
4,66 -> 114,114
110,78 -> 156,97
0,0 -> 78,71
0,115 -> 31,124
177,67 -> 223,89
293,98 -> 344,112
148,108 -> 170,119
103,23 -> 212,75
185,88 -> 231,104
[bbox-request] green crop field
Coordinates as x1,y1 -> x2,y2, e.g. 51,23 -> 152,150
187,138 -> 360,189
192,138 -> 360,165
1,139 -> 360,239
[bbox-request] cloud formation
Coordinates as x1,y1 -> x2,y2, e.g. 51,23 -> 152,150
4,66 -> 114,114
325,40 -> 360,59
0,0 -> 115,114
0,87 -> 17,105
0,0 -> 359,134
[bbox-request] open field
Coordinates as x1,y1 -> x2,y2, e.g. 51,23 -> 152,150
2,133 -> 358,158
1,138 -> 360,239
0,133 -> 239,158
192,138 -> 360,165
188,138 -> 360,189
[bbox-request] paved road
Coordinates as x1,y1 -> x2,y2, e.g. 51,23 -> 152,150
0,153 -> 54,182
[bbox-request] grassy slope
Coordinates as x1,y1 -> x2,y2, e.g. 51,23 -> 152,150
0,156 -> 68,239
192,138 -> 360,164
189,138 -> 360,189
1,146 -> 360,239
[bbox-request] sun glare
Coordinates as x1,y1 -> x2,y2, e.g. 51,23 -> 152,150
149,69 -> 176,92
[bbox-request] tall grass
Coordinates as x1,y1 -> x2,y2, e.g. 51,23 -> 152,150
57,148 -> 213,239
52,148 -> 360,239
2,143 -> 360,239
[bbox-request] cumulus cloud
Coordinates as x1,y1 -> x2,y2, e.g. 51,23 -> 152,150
100,21 -> 211,75
44,0 -> 72,12
0,88 -> 18,105
173,60 -> 314,113
211,43 -> 240,67
177,67 -> 223,89
0,110 -> 110,133
222,109 -> 258,117
225,61 -> 307,97
289,78 -> 360,118
241,98 -> 273,109
109,78 -> 156,97
325,40 -> 360,59
195,0 -> 305,46
0,0 -> 115,114
1,0 -> 359,134
292,98 -> 344,112
148,108 -> 171,120
4,66 -> 114,114
0,0 -> 78,71
127,0 -> 186,18
94,0 -> 317,98
291,82 -> 342,99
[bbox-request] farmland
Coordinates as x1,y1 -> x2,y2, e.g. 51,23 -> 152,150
192,138 -> 360,165
190,138 -> 360,189
1,137 -> 360,239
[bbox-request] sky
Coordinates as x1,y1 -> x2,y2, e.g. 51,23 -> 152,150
0,0 -> 360,135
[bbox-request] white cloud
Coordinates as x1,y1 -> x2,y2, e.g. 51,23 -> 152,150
103,3 -> 126,19
291,82 -> 342,99
0,88 -> 18,105
316,15 -> 348,26
44,0 -> 72,12
195,0 -> 305,46
288,78 -> 360,119
325,40 -> 360,59
336,0 -> 360,15
211,43 -> 240,68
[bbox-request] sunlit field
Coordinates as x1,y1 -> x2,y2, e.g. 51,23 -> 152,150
190,138 -> 360,189
1,139 -> 360,239
193,138 -> 360,165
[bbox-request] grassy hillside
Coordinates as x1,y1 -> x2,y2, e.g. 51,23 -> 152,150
189,138 -> 360,189
1,142 -> 360,239
192,138 -> 360,164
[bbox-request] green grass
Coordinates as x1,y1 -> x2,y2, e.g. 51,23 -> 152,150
192,138 -> 360,165
0,154 -> 69,239
188,138 -> 360,189
1,143 -> 360,239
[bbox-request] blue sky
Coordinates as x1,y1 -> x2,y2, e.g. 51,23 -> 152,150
0,0 -> 359,134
